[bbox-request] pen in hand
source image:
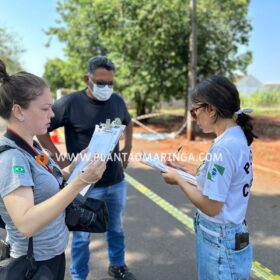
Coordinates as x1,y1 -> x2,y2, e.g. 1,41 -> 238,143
166,146 -> 187,172
171,145 -> 183,162
81,159 -> 96,173
174,145 -> 183,156
81,153 -> 107,173
81,152 -> 100,173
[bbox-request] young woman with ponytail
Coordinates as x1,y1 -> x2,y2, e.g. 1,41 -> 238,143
161,75 -> 256,279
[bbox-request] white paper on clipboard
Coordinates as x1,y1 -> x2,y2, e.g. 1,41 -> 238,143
141,152 -> 197,186
67,119 -> 126,196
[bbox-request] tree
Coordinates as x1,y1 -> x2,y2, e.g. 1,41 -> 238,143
0,27 -> 24,73
46,0 -> 252,115
43,58 -> 84,93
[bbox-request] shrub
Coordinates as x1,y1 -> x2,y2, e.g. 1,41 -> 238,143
240,89 -> 280,107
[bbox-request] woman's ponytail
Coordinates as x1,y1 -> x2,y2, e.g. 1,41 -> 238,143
0,60 -> 11,84
236,113 -> 257,146
0,59 -> 48,120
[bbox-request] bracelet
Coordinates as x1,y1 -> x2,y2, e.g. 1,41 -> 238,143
78,173 -> 96,185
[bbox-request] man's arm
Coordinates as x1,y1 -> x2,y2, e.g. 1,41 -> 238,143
37,133 -> 71,169
120,120 -> 133,169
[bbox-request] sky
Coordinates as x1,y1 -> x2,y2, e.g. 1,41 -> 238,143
0,0 -> 279,84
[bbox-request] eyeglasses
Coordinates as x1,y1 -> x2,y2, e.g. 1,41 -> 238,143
190,105 -> 206,120
93,80 -> 114,88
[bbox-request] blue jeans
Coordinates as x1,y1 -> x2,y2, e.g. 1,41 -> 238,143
193,213 -> 252,280
70,179 -> 127,280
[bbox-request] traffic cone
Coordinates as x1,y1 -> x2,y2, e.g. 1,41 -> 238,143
50,130 -> 60,144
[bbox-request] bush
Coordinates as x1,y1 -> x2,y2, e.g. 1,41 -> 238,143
240,89 -> 280,107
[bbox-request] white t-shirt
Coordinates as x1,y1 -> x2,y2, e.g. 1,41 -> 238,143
196,126 -> 253,224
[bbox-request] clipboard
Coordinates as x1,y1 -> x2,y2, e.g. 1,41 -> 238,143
141,152 -> 197,186
67,118 -> 126,196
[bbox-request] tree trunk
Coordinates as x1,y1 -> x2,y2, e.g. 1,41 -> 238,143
135,92 -> 146,116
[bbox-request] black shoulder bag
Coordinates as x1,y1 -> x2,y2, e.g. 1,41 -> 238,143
0,237 -> 55,280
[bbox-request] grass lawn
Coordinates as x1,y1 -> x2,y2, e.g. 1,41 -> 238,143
251,107 -> 280,118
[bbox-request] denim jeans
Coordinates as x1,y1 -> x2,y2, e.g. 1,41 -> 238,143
193,213 -> 252,280
70,179 -> 127,280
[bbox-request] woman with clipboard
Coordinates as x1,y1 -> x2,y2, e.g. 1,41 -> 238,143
161,75 -> 256,280
0,59 -> 106,279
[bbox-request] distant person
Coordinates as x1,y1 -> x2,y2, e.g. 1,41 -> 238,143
0,59 -> 105,279
37,56 -> 135,280
161,75 -> 256,279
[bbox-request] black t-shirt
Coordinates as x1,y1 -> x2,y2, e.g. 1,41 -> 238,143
49,89 -> 131,187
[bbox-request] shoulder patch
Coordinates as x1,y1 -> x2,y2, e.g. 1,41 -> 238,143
13,165 -> 25,174
207,164 -> 225,182
214,164 -> 225,175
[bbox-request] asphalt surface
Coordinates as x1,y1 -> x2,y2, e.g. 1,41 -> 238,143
64,165 -> 280,279
63,167 -> 198,280
1,100 -> 280,278
0,157 -> 279,279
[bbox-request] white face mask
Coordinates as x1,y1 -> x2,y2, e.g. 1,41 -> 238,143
88,79 -> 113,101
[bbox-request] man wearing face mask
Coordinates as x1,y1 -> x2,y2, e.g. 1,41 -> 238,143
37,56 -> 135,280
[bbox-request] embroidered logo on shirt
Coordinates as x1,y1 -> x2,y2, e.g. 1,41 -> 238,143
196,160 -> 205,176
207,164 -> 225,182
13,165 -> 25,174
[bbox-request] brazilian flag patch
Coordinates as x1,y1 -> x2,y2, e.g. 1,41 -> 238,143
13,165 -> 25,174
207,164 -> 225,182
214,164 -> 225,175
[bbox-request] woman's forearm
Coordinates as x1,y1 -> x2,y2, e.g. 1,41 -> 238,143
4,158 -> 105,237
18,178 -> 85,237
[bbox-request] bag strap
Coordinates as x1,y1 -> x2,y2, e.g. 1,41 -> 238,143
27,237 -> 34,259
4,130 -> 40,158
0,141 -> 35,259
5,129 -> 89,198
0,145 -> 15,153
25,237 -> 37,278
4,130 -> 51,171
4,129 -> 63,186
0,145 -> 15,229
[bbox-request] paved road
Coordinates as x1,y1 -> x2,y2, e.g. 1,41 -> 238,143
63,167 -> 198,280
63,165 -> 280,279
1,109 -> 280,279
0,150 -> 279,279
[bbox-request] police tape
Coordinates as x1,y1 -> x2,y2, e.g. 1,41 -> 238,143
125,172 -> 280,280
135,112 -> 166,120
132,117 -> 188,139
132,118 -> 161,135
135,112 -> 183,121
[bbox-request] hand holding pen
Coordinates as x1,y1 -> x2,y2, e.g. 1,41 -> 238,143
68,148 -> 89,174
77,154 -> 106,185
161,146 -> 189,185
165,146 -> 188,173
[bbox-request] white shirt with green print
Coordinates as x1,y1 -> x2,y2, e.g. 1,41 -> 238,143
196,126 -> 253,224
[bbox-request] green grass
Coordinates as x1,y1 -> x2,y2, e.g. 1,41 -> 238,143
158,108 -> 185,115
128,109 -> 137,117
252,107 -> 280,118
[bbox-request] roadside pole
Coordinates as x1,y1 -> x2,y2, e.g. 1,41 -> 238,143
186,0 -> 197,141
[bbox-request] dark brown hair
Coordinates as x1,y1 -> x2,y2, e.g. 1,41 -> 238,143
0,59 -> 48,120
191,75 -> 257,145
